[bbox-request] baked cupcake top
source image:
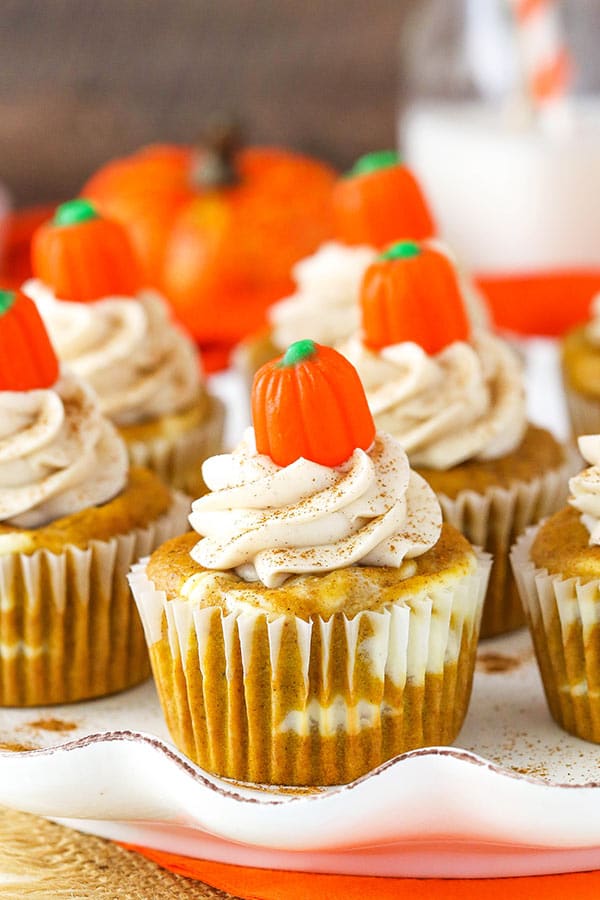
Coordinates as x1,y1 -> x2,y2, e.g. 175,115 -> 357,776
23,199 -> 202,427
584,295 -> 600,346
0,289 -> 128,529
340,240 -> 527,470
268,242 -> 376,350
188,340 -> 443,592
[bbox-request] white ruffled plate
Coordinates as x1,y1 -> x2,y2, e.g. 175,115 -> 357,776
1,629 -> 600,878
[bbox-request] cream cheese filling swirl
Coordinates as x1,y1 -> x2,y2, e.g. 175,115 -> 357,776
340,330 -> 527,469
24,280 -> 202,426
268,242 -> 377,350
569,434 -> 600,544
0,373 -> 128,528
188,428 -> 442,588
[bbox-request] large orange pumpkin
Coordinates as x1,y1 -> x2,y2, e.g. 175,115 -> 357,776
82,132 -> 337,352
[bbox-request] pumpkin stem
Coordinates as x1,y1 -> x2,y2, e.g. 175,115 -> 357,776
347,150 -> 402,178
54,198 -> 99,226
380,240 -> 422,261
0,290 -> 16,315
279,339 -> 317,367
193,120 -> 241,189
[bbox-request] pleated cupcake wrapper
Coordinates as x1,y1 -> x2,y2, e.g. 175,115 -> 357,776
125,397 -> 225,497
563,382 -> 600,440
129,551 -> 491,786
437,456 -> 573,639
511,526 -> 600,744
0,492 -> 190,707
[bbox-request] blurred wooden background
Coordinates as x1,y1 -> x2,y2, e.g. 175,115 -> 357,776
1,0 -> 598,206
1,0 -> 420,205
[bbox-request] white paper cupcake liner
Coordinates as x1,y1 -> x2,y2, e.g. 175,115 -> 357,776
437,454 -> 573,638
125,397 -> 225,497
129,550 -> 491,785
563,383 -> 600,440
511,525 -> 600,743
0,491 -> 190,707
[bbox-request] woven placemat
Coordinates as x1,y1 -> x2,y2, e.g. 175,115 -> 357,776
0,806 -> 239,899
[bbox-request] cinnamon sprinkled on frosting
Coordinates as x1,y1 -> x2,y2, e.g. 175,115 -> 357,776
188,428 -> 442,588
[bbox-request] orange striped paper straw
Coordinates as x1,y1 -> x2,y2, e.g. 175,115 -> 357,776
510,0 -> 572,111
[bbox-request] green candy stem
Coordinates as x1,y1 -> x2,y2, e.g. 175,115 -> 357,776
54,198 -> 99,227
348,149 -> 402,178
379,240 -> 422,261
0,290 -> 16,316
279,339 -> 317,367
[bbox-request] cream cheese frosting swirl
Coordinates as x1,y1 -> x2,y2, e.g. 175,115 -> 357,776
569,435 -> 600,544
340,330 -> 527,469
269,242 -> 377,349
0,372 -> 128,528
188,428 -> 442,588
23,280 -> 202,426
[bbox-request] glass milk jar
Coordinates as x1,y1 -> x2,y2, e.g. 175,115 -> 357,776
399,0 -> 600,341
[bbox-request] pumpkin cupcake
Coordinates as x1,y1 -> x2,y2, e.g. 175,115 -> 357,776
340,240 -> 569,638
0,289 -> 189,706
511,435 -> 600,743
236,150 -> 489,383
562,294 -> 600,437
129,341 -> 490,786
23,199 -> 224,497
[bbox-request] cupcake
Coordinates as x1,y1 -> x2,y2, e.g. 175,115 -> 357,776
236,242 -> 377,382
23,199 -> 224,497
340,240 -> 569,638
129,340 -> 490,786
511,435 -> 600,743
0,289 -> 189,705
562,293 -> 600,437
236,150 -> 488,385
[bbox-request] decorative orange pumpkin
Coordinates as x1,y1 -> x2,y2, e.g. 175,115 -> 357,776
252,339 -> 375,467
0,289 -> 59,390
31,199 -> 141,303
332,150 -> 436,249
360,241 -> 470,354
82,131 -> 337,350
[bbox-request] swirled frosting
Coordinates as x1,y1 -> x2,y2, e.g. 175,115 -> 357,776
269,242 -> 377,349
569,435 -> 600,544
23,280 -> 202,426
188,428 -> 442,588
0,373 -> 128,528
340,330 -> 527,469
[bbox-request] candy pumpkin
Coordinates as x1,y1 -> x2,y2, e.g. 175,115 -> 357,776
360,241 -> 470,354
332,150 -> 436,248
82,131 -> 337,350
31,199 -> 141,302
0,289 -> 59,390
252,339 -> 375,467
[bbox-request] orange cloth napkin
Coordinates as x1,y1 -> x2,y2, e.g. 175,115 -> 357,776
124,845 -> 600,900
478,271 -> 600,336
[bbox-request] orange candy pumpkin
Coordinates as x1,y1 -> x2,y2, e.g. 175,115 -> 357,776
82,133 -> 337,349
0,289 -> 59,391
31,199 -> 141,303
252,340 -> 375,468
332,150 -> 436,249
360,241 -> 470,355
